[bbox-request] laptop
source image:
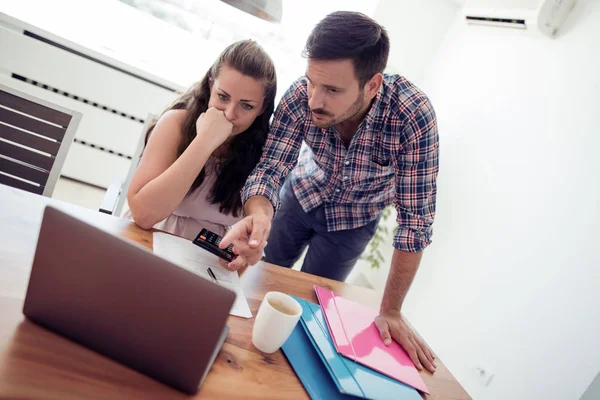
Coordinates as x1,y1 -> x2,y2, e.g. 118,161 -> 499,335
23,206 -> 236,394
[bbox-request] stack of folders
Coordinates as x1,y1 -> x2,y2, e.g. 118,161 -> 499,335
281,286 -> 429,400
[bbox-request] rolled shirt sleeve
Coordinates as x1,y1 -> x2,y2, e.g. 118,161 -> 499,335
393,98 -> 439,252
241,83 -> 305,213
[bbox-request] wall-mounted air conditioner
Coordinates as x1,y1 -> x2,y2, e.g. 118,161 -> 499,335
462,0 -> 577,38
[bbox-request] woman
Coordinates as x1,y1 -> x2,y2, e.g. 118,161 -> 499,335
126,40 -> 277,240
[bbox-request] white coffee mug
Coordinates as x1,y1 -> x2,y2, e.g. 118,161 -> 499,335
252,291 -> 302,353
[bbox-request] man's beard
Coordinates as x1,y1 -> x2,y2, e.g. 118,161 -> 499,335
311,91 -> 365,129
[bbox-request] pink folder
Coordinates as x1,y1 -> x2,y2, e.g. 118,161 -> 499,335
314,285 -> 429,394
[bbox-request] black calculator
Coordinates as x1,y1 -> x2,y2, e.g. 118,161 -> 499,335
193,228 -> 236,262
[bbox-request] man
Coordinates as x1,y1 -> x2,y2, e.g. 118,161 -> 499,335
221,11 -> 439,373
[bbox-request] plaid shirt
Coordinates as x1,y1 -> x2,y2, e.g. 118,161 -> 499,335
242,75 -> 439,252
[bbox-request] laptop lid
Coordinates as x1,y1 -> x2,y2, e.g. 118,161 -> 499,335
23,206 -> 236,394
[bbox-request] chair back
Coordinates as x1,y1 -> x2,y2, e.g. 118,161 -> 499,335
0,84 -> 81,196
113,113 -> 157,216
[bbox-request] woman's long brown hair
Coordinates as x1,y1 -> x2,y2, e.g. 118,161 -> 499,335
146,40 -> 277,217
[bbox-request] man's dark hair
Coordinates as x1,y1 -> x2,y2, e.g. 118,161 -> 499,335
303,11 -> 390,87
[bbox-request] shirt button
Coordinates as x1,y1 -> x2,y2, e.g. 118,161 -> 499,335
344,161 -> 350,166
336,189 -> 341,193
343,176 -> 348,181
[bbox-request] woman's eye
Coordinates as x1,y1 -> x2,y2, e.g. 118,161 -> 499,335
242,103 -> 254,110
218,93 -> 228,101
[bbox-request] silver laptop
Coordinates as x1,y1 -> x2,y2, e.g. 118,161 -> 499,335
23,206 -> 236,394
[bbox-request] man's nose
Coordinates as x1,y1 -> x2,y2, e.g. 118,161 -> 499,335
308,87 -> 325,111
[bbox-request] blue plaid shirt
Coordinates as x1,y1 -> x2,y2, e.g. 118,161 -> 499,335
242,75 -> 439,252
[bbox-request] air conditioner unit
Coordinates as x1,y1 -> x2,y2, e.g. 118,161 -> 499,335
462,0 -> 577,38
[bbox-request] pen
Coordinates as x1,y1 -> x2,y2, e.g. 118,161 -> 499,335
207,267 -> 218,284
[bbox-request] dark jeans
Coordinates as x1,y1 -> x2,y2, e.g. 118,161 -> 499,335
264,181 -> 379,282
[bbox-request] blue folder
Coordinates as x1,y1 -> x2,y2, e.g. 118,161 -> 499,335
282,320 -> 360,399
281,297 -> 422,400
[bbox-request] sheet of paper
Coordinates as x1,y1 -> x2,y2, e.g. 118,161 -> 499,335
152,232 -> 252,318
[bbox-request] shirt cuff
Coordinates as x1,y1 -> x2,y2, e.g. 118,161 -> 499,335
241,180 -> 280,214
393,225 -> 432,252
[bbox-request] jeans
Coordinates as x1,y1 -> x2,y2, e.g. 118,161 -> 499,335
264,181 -> 380,282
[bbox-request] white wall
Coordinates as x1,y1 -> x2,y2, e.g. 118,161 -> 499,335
394,1 -> 600,399
373,0 -> 458,85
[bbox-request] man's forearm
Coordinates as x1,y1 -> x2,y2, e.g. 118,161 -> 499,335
244,195 -> 274,219
380,248 -> 423,313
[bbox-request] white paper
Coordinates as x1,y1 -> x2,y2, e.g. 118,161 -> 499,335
152,232 -> 252,318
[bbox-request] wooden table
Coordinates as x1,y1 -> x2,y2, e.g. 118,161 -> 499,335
0,184 -> 471,400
